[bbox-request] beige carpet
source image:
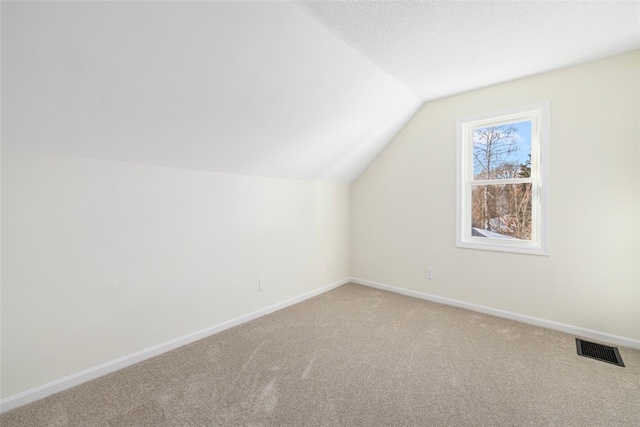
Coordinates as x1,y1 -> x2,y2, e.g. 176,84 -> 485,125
2,283 -> 639,426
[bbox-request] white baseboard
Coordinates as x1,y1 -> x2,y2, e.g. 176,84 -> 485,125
351,277 -> 640,351
0,278 -> 350,414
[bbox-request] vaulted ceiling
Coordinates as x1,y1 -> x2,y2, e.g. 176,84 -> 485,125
2,1 -> 639,183
300,0 -> 640,102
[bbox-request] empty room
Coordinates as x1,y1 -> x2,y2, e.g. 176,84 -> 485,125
1,1 -> 639,426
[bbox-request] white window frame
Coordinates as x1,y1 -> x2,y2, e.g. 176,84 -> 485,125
456,102 -> 550,255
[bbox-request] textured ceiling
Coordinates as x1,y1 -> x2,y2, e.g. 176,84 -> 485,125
3,1 -> 638,184
299,0 -> 640,101
1,1 -> 420,183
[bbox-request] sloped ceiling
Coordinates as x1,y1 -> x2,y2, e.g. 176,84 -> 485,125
1,1 -> 420,183
3,1 -> 639,183
299,0 -> 640,102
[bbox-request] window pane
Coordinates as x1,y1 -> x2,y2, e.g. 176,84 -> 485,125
472,120 -> 531,180
471,183 -> 532,240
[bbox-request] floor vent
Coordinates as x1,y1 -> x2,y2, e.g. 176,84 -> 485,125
576,338 -> 625,367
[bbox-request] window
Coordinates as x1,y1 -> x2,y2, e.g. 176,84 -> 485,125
456,102 -> 550,255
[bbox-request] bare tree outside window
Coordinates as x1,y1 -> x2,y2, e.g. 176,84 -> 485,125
456,102 -> 549,255
471,122 -> 532,240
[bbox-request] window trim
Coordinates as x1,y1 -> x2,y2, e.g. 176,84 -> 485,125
455,102 -> 550,256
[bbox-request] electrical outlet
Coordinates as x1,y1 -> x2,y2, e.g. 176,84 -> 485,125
259,277 -> 267,292
426,267 -> 434,280
327,261 -> 333,272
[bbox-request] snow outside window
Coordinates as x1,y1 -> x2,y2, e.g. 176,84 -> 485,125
456,102 -> 550,255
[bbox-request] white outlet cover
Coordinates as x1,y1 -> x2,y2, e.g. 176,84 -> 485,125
426,268 -> 434,280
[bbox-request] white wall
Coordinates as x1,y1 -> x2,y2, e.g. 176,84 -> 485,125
352,51 -> 640,341
2,50 -> 638,405
1,152 -> 350,398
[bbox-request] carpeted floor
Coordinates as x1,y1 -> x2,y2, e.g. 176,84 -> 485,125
2,283 -> 639,426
